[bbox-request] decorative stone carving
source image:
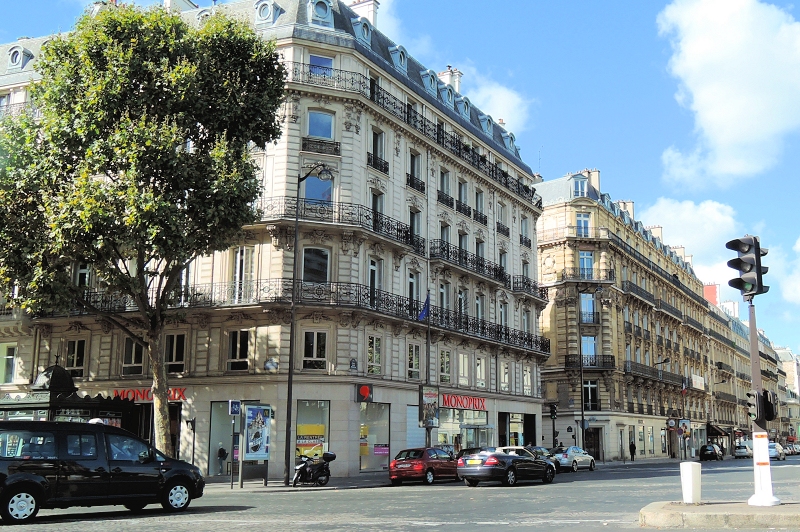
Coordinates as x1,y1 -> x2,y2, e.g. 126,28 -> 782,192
98,320 -> 113,334
226,311 -> 252,323
195,313 -> 210,329
282,94 -> 300,123
367,176 -> 387,193
437,211 -> 453,225
408,257 -> 423,273
67,321 -> 87,332
301,312 -> 330,324
393,126 -> 403,156
392,323 -> 406,337
304,230 -> 331,245
266,225 -> 292,251
343,103 -> 362,134
521,251 -> 530,263
369,241 -> 385,255
313,94 -> 331,107
476,282 -> 486,294
368,319 -> 385,330
34,324 -> 52,337
263,309 -> 287,325
456,220 -> 469,234
458,275 -> 469,289
498,239 -> 508,253
407,194 -> 423,210
339,312 -> 353,328
474,228 -> 485,242
392,249 -> 407,271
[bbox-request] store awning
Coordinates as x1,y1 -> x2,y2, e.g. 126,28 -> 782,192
788,436 -> 797,442
707,423 -> 729,437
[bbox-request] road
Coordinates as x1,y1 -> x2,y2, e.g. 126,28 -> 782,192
23,457 -> 800,531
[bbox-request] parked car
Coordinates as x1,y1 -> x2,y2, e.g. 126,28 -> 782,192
389,447 -> 457,485
783,443 -> 794,456
526,445 -> 561,473
0,421 -> 204,524
791,444 -> 800,455
698,444 -> 723,461
734,444 -> 753,459
457,446 -> 556,487
549,446 -> 595,472
768,442 -> 786,461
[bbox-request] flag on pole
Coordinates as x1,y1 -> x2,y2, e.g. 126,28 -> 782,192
417,293 -> 430,321
681,382 -> 688,396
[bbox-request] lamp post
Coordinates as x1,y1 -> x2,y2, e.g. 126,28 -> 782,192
576,284 -> 603,450
283,162 -> 334,486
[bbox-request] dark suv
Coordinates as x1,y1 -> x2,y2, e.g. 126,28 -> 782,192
0,421 -> 204,524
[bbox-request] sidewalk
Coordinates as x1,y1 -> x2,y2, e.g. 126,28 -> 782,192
640,501 -> 800,528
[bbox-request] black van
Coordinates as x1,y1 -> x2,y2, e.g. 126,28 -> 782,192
0,421 -> 204,524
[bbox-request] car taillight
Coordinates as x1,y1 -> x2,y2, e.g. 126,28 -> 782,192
390,460 -> 396,469
484,456 -> 500,466
457,458 -> 464,466
412,461 -> 423,470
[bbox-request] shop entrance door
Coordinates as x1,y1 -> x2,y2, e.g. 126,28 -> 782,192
134,403 -> 182,457
461,425 -> 494,448
585,427 -> 601,460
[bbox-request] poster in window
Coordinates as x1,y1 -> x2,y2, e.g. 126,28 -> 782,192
243,404 -> 271,461
419,385 -> 439,428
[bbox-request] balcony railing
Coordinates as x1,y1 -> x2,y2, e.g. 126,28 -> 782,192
0,102 -> 41,119
706,328 -> 728,344
258,197 -> 425,256
538,225 -> 606,242
655,299 -> 683,321
624,360 -> 684,386
301,137 -> 341,156
580,312 -> 600,324
621,281 -> 656,305
430,240 -> 509,286
643,329 -> 651,341
455,199 -> 472,217
473,210 -> 487,226
496,222 -> 510,237
684,315 -> 704,331
715,391 -> 737,403
367,152 -> 389,173
715,361 -> 734,374
561,268 -> 615,282
634,325 -> 642,337
565,354 -> 615,369
406,173 -> 425,193
624,321 -> 632,334
656,335 -> 663,346
519,234 -> 532,248
283,62 -> 543,208
511,276 -> 548,301
665,339 -> 672,350
437,190 -> 454,208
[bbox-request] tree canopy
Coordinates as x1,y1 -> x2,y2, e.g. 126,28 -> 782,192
0,4 -> 286,456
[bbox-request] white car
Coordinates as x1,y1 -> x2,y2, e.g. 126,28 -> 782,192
768,442 -> 786,461
734,444 -> 753,459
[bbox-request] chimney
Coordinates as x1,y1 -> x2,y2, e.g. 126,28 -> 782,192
704,284 -> 720,305
616,200 -> 634,219
164,0 -> 198,12
350,0 -> 380,27
437,65 -> 463,93
587,168 -> 600,192
647,226 -> 663,240
498,119 -> 505,126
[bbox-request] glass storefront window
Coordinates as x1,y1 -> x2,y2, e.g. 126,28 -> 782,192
359,402 -> 390,471
438,408 -> 490,452
296,400 -> 329,459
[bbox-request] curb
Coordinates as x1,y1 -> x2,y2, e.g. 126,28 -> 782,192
640,501 -> 800,529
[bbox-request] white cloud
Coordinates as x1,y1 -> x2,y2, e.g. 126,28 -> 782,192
374,0 -> 433,59
658,0 -> 800,188
459,65 -> 534,135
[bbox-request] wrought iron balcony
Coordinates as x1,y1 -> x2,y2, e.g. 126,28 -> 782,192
665,339 -> 672,350
538,225 -> 606,242
643,329 -> 651,341
301,137 -> 340,156
455,199 -> 472,217
634,325 -> 642,337
655,299 -> 683,321
624,360 -> 684,386
367,152 -> 389,173
283,61 -> 542,207
656,335 -> 663,346
560,268 -> 615,282
706,328 -> 728,344
684,314 -> 704,331
511,276 -> 548,301
565,354 -> 615,369
258,197 -> 425,256
624,321 -> 632,334
580,312 -> 600,324
621,281 -> 655,305
715,361 -> 734,374
430,240 -> 510,286
406,173 -> 425,193
473,210 -> 488,226
715,391 -> 737,403
496,221 -> 510,237
437,190 -> 454,208
0,102 -> 40,119
519,234 -> 532,248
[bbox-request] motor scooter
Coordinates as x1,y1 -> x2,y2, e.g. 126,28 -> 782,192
292,451 -> 336,486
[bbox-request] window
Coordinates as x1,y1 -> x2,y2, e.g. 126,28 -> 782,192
65,434 -> 97,459
582,336 -> 596,366
228,330 -> 249,371
497,203 -> 506,224
457,289 -> 468,316
576,213 -> 590,237
499,301 -> 508,327
574,178 -> 587,197
476,356 -> 486,388
303,331 -> 327,370
522,261 -> 530,278
579,251 -> 593,278
409,151 -> 420,178
107,434 -> 150,462
73,263 -> 91,287
583,380 -> 600,411
458,181 -> 468,203
475,240 -> 485,259
409,209 -> 421,236
499,251 -> 507,271
368,258 -> 383,306
581,293 -> 595,322
303,248 -> 329,282
309,54 -> 333,77
367,335 -> 382,375
308,110 -> 334,139
523,366 -> 532,396
439,282 -> 450,310
66,339 -> 86,378
408,344 -> 421,380
123,338 -> 144,376
439,350 -> 451,384
371,191 -> 384,215
475,190 -> 484,213
303,174 -> 333,202
0,344 -> 15,384
500,361 -> 510,392
521,215 -> 529,237
165,333 -> 185,374
371,128 -> 385,160
1,431 -> 56,460
408,271 -> 419,301
475,294 -> 485,321
439,170 -> 450,195
459,353 -> 469,386
232,246 -> 254,303
522,310 -> 531,333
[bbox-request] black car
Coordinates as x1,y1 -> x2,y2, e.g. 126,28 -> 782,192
0,421 -> 204,524
457,446 -> 556,487
698,444 -> 723,461
526,445 -> 561,472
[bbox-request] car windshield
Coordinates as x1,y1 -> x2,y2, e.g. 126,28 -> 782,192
395,449 -> 424,459
768,443 -> 776,448
550,447 -> 566,453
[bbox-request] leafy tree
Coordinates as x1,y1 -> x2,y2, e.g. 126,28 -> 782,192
0,4 -> 286,456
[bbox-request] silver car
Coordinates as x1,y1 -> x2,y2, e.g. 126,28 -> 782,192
768,442 -> 786,461
734,444 -> 753,459
550,445 -> 595,472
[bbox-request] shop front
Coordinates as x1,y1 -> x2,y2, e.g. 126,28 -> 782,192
436,393 -> 491,453
111,385 -> 185,457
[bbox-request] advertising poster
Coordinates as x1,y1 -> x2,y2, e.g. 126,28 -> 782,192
419,385 -> 439,428
678,419 -> 691,438
243,404 -> 271,461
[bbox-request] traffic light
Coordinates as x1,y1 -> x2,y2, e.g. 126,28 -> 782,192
763,390 -> 776,422
725,235 -> 768,298
549,403 -> 558,419
746,389 -> 763,422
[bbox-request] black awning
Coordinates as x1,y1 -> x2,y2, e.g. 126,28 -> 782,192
707,423 -> 729,437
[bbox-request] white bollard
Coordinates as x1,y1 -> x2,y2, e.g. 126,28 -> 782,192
680,461 -> 701,504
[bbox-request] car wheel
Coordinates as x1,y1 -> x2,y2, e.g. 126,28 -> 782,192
423,469 -> 435,485
571,461 -> 578,473
161,479 -> 192,512
316,475 -> 330,486
390,479 -> 402,486
589,460 -> 595,471
502,468 -> 517,487
542,466 -> 555,484
465,478 -> 479,487
124,503 -> 147,513
1,486 -> 40,524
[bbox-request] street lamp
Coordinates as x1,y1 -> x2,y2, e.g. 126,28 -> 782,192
654,357 -> 671,366
576,284 -> 603,450
283,162 -> 334,486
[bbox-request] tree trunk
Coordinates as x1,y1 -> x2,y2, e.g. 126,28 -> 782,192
149,332 -> 174,457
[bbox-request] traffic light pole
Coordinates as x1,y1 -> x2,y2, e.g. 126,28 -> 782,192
747,299 -> 780,506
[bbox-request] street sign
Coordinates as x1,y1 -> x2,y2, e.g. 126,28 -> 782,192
229,399 -> 242,416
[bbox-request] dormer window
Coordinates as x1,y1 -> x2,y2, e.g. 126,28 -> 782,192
195,8 -> 212,22
6,46 -> 32,72
388,45 -> 408,76
255,0 -> 281,27
478,114 -> 493,136
351,17 -> 373,45
501,131 -> 516,152
438,84 -> 455,110
455,96 -> 471,120
420,69 -> 438,97
309,0 -> 333,27
573,177 -> 587,198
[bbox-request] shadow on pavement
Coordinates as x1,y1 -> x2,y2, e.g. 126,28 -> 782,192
37,505 -> 255,524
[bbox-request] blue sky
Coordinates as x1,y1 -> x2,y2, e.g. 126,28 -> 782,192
6,0 -> 800,351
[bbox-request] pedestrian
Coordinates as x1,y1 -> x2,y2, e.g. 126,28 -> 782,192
629,440 -> 636,461
217,442 -> 228,475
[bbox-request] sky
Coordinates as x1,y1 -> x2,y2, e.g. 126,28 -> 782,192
6,0 -> 800,352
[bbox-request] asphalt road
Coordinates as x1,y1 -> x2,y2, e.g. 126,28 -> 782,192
22,457 -> 800,531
